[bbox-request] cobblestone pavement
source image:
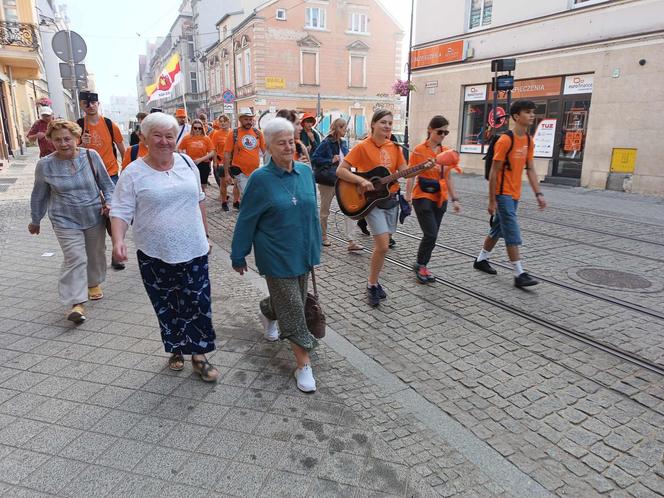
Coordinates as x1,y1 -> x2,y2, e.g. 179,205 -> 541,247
2,149 -> 663,497
0,150 -> 549,497
204,174 -> 664,497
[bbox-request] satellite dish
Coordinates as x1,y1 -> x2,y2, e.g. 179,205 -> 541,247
52,30 -> 87,63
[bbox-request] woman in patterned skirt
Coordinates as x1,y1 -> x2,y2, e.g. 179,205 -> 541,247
110,112 -> 219,382
231,117 -> 322,393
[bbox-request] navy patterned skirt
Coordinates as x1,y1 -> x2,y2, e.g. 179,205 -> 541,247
137,250 -> 216,355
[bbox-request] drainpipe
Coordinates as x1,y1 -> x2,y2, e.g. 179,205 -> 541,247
7,66 -> 25,155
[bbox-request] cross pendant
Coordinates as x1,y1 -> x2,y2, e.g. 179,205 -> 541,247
292,196 -> 298,205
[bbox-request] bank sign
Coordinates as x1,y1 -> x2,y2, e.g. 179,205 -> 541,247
564,74 -> 594,95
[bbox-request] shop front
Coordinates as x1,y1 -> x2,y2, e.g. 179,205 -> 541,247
459,73 -> 594,182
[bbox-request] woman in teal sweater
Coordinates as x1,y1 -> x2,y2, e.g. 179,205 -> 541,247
231,117 -> 322,393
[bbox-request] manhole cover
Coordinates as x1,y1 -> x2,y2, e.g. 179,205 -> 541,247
576,268 -> 652,290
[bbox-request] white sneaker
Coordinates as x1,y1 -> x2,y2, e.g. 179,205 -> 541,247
294,364 -> 316,393
259,313 -> 279,342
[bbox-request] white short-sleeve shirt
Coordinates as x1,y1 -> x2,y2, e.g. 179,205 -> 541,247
111,153 -> 208,264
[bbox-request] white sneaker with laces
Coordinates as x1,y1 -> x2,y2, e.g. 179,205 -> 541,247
259,313 -> 279,342
294,364 -> 316,393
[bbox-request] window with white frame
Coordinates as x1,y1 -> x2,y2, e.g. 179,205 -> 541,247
469,0 -> 492,30
190,71 -> 198,93
214,67 -> 221,95
349,13 -> 368,33
305,7 -> 326,29
236,53 -> 243,87
224,61 -> 230,90
349,55 -> 366,88
3,0 -> 18,21
276,8 -> 287,20
244,49 -> 251,84
300,51 -> 319,85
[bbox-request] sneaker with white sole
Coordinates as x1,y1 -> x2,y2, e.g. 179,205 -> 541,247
259,313 -> 279,342
294,364 -> 316,393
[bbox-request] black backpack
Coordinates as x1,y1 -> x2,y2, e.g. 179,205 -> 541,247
483,130 -> 531,193
77,117 -> 118,159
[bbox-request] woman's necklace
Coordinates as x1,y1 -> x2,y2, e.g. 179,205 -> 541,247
275,170 -> 298,205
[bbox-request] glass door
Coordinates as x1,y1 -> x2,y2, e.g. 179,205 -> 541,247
553,98 -> 591,178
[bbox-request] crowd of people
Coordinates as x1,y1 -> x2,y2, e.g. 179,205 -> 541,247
27,90 -> 546,391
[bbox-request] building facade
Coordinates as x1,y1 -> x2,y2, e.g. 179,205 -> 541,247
204,0 -> 404,138
0,0 -> 42,162
410,0 -> 664,195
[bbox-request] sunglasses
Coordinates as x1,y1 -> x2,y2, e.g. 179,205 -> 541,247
192,127 -> 203,130
435,130 -> 450,136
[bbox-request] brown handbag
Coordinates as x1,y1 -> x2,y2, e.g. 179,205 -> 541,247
305,267 -> 326,339
85,149 -> 112,236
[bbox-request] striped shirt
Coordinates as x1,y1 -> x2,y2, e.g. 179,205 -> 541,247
30,148 -> 115,229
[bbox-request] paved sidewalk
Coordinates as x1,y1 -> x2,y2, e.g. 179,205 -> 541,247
0,150 -> 547,497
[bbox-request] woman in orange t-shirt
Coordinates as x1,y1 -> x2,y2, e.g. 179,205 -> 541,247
337,109 -> 425,307
405,115 -> 461,284
178,119 -> 215,188
211,115 -> 238,209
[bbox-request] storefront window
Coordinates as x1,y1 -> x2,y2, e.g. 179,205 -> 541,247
460,102 -> 486,153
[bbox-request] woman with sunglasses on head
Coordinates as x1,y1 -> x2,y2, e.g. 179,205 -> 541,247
404,115 -> 461,284
178,118 -> 215,189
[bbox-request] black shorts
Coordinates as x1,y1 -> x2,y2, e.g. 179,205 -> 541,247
197,161 -> 211,185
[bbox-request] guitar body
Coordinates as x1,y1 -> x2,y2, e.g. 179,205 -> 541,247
335,166 -> 394,220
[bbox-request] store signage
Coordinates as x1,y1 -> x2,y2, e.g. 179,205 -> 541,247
425,81 -> 438,88
265,76 -> 286,89
411,40 -> 465,70
490,77 -> 562,99
533,119 -> 557,158
487,106 -> 506,128
460,144 -> 483,154
564,74 -> 593,95
464,85 -> 486,101
223,103 -> 234,113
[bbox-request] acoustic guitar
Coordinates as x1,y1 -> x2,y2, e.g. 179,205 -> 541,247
335,160 -> 435,220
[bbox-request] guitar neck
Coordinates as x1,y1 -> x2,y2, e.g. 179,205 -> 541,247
379,161 -> 431,184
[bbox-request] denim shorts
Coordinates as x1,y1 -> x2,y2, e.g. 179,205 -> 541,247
488,195 -> 522,246
366,204 -> 398,236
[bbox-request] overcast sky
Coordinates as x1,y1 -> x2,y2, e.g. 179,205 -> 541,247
63,0 -> 411,101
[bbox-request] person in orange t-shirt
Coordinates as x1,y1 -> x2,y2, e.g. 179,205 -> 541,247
121,142 -> 148,169
78,92 -> 126,182
210,115 -> 238,210
405,115 -> 461,284
337,109 -> 426,307
223,108 -> 266,205
473,100 -> 547,288
178,118 -> 215,188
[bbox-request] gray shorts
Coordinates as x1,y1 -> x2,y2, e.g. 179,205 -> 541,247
366,205 -> 398,236
236,173 -> 250,196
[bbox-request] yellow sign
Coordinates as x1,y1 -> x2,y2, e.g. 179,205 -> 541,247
610,148 -> 637,173
265,76 -> 285,89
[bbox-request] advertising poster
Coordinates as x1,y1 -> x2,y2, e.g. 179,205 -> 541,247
534,119 -> 557,158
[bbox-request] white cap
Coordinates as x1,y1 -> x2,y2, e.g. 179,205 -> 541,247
40,106 -> 54,115
238,107 -> 254,117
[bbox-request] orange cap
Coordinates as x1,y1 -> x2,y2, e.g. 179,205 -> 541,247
300,113 -> 316,124
175,108 -> 187,118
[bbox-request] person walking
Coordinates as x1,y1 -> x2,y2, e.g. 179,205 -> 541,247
223,108 -> 266,206
299,113 -> 321,154
274,109 -> 310,164
211,115 -> 238,210
231,118 -> 321,393
178,118 -> 216,189
311,118 -> 362,251
110,112 -> 219,382
129,112 -> 148,146
27,107 -> 56,157
473,100 -> 547,287
337,110 -> 424,307
29,120 -> 114,324
174,108 -> 191,147
404,115 -> 461,284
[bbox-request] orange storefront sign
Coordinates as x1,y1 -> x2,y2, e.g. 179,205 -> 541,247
411,40 -> 466,69
490,76 -> 563,99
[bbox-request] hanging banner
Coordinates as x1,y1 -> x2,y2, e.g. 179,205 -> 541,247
145,54 -> 182,103
533,119 -> 557,158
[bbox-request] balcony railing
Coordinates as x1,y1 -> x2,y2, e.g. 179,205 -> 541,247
0,21 -> 39,49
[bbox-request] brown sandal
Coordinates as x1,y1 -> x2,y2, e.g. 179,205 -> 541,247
168,353 -> 185,371
192,357 -> 219,382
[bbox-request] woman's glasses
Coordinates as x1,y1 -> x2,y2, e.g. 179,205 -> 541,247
435,130 -> 450,136
192,127 -> 203,131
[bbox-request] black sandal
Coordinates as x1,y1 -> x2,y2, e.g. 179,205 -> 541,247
192,357 -> 219,382
168,353 -> 185,371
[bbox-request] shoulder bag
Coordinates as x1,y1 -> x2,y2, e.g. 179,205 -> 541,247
305,267 -> 326,339
85,149 -> 112,236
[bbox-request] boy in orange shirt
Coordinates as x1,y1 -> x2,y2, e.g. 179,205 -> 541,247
473,100 -> 547,288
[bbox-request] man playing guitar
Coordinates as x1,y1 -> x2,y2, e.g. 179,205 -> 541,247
336,109 -> 432,307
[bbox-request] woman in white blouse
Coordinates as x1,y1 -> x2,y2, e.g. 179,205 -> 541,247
110,112 -> 219,382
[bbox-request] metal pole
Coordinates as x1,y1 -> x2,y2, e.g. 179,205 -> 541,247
403,0 -> 415,149
316,92 -> 321,118
65,25 -> 80,117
